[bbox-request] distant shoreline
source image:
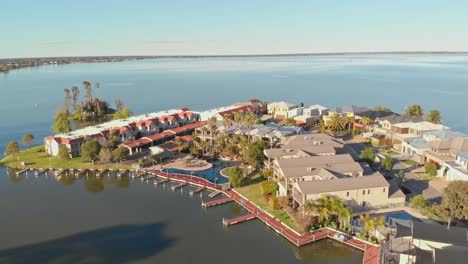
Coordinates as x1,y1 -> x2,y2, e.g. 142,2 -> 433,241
2,51 -> 468,73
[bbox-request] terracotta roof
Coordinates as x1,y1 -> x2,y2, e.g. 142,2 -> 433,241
59,137 -> 84,144
123,138 -> 152,148
218,105 -> 254,116
176,135 -> 193,142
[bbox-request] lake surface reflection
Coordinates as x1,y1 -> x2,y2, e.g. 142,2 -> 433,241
0,167 -> 363,264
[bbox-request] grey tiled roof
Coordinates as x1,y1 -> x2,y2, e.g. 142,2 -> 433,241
295,173 -> 389,194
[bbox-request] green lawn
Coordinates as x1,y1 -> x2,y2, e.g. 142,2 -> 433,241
403,159 -> 419,166
235,181 -> 299,232
383,149 -> 399,156
0,145 -> 131,170
415,172 -> 436,181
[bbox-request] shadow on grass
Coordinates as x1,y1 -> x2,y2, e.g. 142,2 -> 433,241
0,222 -> 175,264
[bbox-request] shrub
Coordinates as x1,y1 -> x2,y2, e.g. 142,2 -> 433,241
112,146 -> 129,162
261,168 -> 273,179
269,197 -> 281,210
425,163 -> 438,176
359,147 -> 376,165
58,144 -> 70,160
227,166 -> 243,188
260,181 -> 278,195
80,140 -> 101,162
277,196 -> 290,208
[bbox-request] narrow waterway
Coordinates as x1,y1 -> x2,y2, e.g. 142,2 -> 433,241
0,168 -> 363,263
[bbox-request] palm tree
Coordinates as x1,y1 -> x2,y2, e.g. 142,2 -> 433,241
359,214 -> 385,238
326,113 -> 347,132
234,111 -> 245,128
208,117 -> 218,155
83,81 -> 92,102
223,114 -> 233,131
175,138 -> 185,154
360,116 -> 373,130
336,203 -> 352,230
347,116 -> 355,134
405,104 -> 424,118
64,88 -> 72,114
427,109 -> 442,124
243,112 -> 256,143
71,86 -> 79,111
303,200 -> 314,216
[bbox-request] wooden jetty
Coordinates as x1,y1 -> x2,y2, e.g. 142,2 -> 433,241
190,186 -> 205,196
171,182 -> 187,191
55,169 -> 66,176
117,169 -> 128,177
145,175 -> 156,181
35,168 -> 48,176
208,191 -> 222,198
78,169 -> 88,176
155,178 -> 169,185
223,213 -> 256,226
133,172 -> 145,179
16,168 -> 29,176
201,197 -> 233,208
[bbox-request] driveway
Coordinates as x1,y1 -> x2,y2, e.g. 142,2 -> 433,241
393,162 -> 442,204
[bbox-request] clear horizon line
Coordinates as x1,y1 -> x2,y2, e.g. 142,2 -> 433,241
2,51 -> 468,60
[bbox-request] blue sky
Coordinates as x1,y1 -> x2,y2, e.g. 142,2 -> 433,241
2,0 -> 468,58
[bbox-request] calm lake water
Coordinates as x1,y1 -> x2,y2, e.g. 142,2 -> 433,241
1,54 -> 468,263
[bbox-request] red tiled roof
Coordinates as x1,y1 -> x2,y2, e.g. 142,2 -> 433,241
178,111 -> 193,118
60,137 -> 84,144
144,133 -> 166,141
113,126 -> 130,134
137,120 -> 154,127
181,107 -> 190,111
176,135 -> 193,142
158,115 -> 176,122
123,138 -> 152,148
169,121 -> 207,135
218,105 -> 254,116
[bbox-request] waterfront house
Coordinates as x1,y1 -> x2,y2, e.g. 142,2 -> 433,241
423,136 -> 468,180
291,104 -> 330,126
231,98 -> 266,115
267,101 -> 298,120
424,136 -> 468,165
291,172 -> 405,208
264,133 -> 346,167
196,105 -> 255,121
373,117 -> 448,151
390,220 -> 468,264
272,154 -> 364,196
401,130 -> 466,163
323,105 -> 371,126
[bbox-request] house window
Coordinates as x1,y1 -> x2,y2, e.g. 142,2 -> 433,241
383,188 -> 386,192
362,190 -> 365,195
346,192 -> 349,197
368,189 -> 370,194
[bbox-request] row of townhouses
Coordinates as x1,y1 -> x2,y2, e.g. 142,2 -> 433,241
44,103 -> 256,158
